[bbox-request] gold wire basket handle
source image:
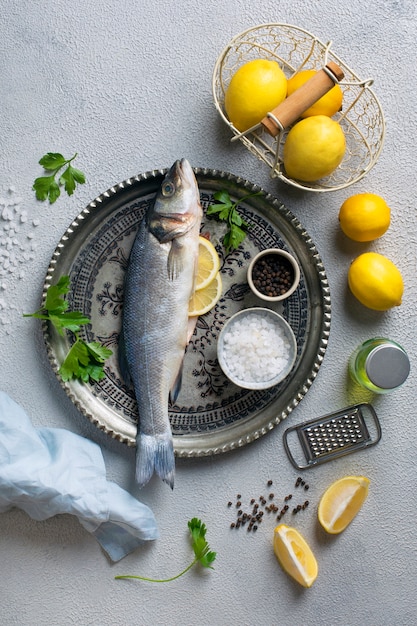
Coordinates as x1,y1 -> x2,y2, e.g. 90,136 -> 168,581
212,23 -> 386,192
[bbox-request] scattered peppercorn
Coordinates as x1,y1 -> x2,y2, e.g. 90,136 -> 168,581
228,476 -> 314,532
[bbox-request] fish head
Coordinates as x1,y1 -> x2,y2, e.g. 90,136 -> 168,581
153,158 -> 201,227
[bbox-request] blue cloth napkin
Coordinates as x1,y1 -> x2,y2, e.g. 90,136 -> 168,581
0,391 -> 158,561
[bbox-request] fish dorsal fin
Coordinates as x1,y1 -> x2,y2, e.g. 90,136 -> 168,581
118,326 -> 132,387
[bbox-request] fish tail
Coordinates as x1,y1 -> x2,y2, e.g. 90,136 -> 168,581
135,432 -> 175,490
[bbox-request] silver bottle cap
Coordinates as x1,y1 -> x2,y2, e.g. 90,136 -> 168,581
365,344 -> 410,390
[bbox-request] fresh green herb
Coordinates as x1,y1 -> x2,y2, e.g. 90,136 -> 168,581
207,190 -> 260,252
115,518 -> 217,584
33,152 -> 86,203
24,275 -> 112,383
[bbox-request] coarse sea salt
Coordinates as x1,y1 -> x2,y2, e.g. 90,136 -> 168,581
221,312 -> 292,384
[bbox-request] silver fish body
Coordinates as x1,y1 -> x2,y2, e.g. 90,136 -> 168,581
119,159 -> 202,489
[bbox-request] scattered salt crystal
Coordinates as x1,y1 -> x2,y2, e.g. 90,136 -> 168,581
0,186 -> 38,294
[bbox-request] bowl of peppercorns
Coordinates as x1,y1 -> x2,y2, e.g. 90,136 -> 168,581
247,248 -> 300,302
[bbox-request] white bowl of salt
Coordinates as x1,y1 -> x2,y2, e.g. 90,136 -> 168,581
217,307 -> 297,390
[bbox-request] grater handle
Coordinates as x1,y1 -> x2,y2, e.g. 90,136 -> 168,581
283,424 -> 310,471
261,61 -> 345,137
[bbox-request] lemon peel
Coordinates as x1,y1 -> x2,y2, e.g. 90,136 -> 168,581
196,236 -> 221,291
287,69 -> 343,118
318,475 -> 370,534
348,252 -> 403,311
283,115 -> 346,182
225,59 -> 287,132
189,271 -> 222,316
273,524 -> 318,588
339,193 -> 391,242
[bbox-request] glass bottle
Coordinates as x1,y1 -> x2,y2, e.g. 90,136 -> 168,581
349,338 -> 410,394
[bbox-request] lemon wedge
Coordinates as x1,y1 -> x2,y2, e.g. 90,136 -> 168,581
273,524 -> 318,588
196,236 -> 221,291
189,271 -> 222,316
318,475 -> 370,534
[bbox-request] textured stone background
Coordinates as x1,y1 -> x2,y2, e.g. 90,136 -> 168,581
1,1 -> 416,624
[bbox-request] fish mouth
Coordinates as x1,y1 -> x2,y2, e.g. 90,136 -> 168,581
169,158 -> 195,189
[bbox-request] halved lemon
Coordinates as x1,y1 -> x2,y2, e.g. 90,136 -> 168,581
273,524 -> 318,588
318,475 -> 370,534
196,235 -> 221,291
188,271 -> 222,316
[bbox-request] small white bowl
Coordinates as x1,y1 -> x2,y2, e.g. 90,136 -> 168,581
247,249 -> 300,302
217,307 -> 297,390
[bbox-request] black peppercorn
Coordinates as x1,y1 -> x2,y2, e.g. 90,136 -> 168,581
251,252 -> 295,298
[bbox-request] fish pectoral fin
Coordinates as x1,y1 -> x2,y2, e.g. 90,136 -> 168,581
167,238 -> 186,280
169,363 -> 183,405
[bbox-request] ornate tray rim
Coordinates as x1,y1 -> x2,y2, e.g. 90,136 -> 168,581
42,167 -> 331,458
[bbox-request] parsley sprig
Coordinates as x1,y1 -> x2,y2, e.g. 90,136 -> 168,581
33,152 -> 86,204
207,190 -> 260,252
115,518 -> 217,583
24,275 -> 112,383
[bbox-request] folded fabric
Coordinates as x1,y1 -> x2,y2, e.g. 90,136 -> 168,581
0,391 -> 158,561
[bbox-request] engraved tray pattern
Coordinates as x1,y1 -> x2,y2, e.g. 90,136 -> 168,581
42,168 -> 331,457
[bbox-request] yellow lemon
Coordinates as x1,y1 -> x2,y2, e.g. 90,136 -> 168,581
318,475 -> 370,534
283,115 -> 346,182
225,59 -> 287,132
348,252 -> 403,311
188,271 -> 222,316
273,524 -> 318,588
287,69 -> 343,118
339,193 -> 391,242
196,235 -> 221,291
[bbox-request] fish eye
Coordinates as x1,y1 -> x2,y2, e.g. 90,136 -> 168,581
162,181 -> 175,197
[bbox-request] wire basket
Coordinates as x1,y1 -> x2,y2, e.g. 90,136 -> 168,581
212,23 -> 386,192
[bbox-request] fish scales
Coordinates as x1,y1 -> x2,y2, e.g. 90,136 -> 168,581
120,159 -> 202,489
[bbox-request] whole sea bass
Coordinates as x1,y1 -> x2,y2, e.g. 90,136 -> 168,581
119,159 -> 202,489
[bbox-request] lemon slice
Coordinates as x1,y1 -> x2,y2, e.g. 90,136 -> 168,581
196,236 -> 221,291
318,475 -> 370,534
189,271 -> 222,316
273,524 -> 318,588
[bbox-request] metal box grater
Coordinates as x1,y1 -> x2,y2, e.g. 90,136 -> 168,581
283,403 -> 382,470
